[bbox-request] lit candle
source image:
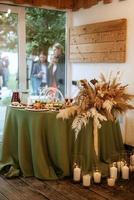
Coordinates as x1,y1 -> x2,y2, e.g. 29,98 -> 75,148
129,165 -> 133,172
122,165 -> 129,179
110,165 -> 117,179
130,154 -> 134,166
82,174 -> 91,187
107,177 -> 115,187
129,165 -> 134,172
121,161 -> 125,168
73,166 -> 81,182
93,170 -> 101,183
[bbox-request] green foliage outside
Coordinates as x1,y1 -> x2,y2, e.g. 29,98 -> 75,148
0,12 -> 18,51
26,8 -> 66,56
0,7 -> 66,105
0,8 -> 66,55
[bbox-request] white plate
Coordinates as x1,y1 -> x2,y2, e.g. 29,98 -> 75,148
9,105 -> 26,109
25,108 -> 49,112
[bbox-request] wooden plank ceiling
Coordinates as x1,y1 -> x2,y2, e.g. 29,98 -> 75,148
3,0 -> 125,10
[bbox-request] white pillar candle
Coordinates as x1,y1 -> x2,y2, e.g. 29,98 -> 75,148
93,171 -> 101,183
82,174 -> 91,187
130,154 -> 134,166
73,166 -> 81,182
129,165 -> 134,172
122,165 -> 129,179
107,177 -> 115,187
121,161 -> 125,168
110,166 -> 117,179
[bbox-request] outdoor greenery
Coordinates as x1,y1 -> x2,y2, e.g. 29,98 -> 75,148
0,7 -> 66,134
26,8 -> 66,55
0,12 -> 18,51
0,7 -> 66,55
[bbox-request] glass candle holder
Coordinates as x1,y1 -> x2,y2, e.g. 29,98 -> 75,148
73,163 -> 81,183
130,151 -> 134,166
82,172 -> 91,187
109,163 -> 117,180
121,163 -> 129,180
107,177 -> 116,187
129,165 -> 134,173
93,170 -> 101,184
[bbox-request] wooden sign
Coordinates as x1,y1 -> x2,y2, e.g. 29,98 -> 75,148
69,19 -> 127,63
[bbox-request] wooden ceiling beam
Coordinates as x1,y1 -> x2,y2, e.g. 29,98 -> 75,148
103,0 -> 113,4
2,0 -> 125,10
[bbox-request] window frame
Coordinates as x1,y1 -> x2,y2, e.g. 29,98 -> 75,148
0,4 -> 71,96
0,4 -> 27,90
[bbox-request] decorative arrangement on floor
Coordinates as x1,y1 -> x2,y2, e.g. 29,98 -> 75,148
57,71 -> 134,187
72,150 -> 134,188
57,72 -> 134,156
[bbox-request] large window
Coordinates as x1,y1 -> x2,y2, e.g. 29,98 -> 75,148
0,4 -> 66,137
25,7 -> 66,96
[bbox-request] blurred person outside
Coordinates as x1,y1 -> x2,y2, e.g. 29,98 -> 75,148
0,54 -> 9,87
30,51 -> 49,95
2,56 -> 9,87
48,55 -> 58,88
28,54 -> 38,91
50,43 -> 65,96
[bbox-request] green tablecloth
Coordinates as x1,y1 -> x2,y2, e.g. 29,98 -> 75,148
0,106 -> 124,180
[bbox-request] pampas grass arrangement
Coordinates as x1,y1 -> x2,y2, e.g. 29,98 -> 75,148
57,72 -> 134,137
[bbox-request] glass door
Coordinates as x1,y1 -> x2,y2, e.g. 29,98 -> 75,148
0,4 -> 67,139
0,5 -> 26,138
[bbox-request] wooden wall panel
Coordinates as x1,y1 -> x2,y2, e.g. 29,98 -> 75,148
70,42 -> 125,53
69,19 -> 127,63
70,52 -> 126,63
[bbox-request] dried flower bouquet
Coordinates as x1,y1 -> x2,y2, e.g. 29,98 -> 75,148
57,72 -> 134,140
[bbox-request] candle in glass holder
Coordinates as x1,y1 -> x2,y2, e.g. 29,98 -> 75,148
93,170 -> 101,183
107,177 -> 115,187
110,165 -> 117,179
82,174 -> 91,187
129,165 -> 134,172
73,165 -> 81,182
130,154 -> 134,166
122,165 -> 129,179
121,160 -> 125,168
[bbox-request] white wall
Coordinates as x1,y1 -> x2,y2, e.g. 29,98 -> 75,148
71,0 -> 134,146
72,0 -> 134,90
